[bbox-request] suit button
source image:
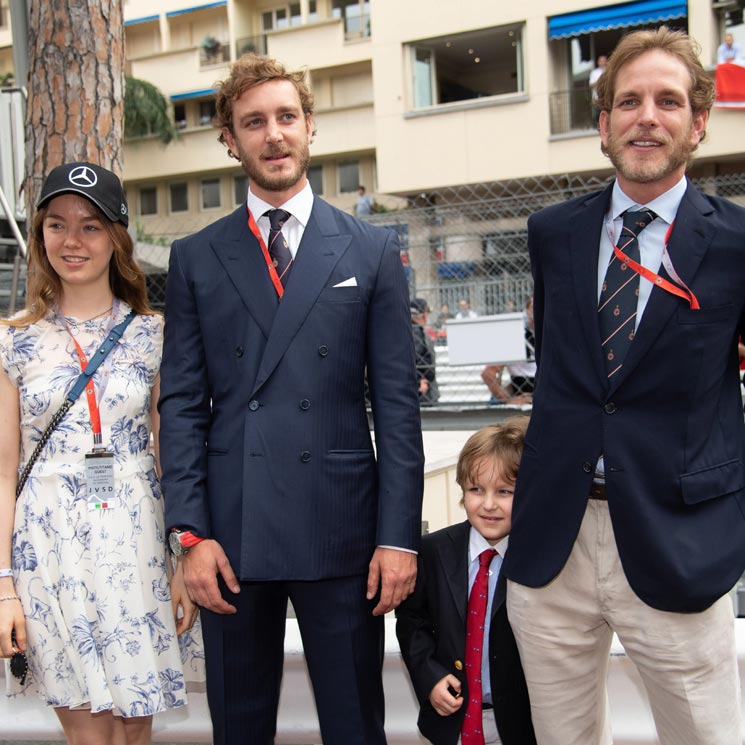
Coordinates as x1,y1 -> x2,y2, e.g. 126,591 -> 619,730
299,399 -> 311,411
454,660 -> 463,671
604,402 -> 617,414
318,345 -> 329,357
248,400 -> 260,411
235,346 -> 244,358
300,451 -> 311,463
582,461 -> 593,473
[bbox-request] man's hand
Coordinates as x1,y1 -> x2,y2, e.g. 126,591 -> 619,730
429,674 -> 463,717
367,547 -> 417,616
182,539 -> 240,614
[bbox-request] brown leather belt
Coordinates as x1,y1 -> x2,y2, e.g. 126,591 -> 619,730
589,482 -> 608,500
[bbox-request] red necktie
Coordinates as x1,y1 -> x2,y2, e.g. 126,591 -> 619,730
265,208 -> 293,286
461,548 -> 497,745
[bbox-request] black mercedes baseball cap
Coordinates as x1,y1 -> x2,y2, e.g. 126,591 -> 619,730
37,162 -> 129,227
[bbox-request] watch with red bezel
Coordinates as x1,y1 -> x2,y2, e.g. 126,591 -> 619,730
168,529 -> 205,557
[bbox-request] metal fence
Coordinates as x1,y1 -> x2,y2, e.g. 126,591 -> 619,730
6,170 -> 745,407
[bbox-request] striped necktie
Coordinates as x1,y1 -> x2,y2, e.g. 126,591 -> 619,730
265,208 -> 293,287
598,209 -> 656,377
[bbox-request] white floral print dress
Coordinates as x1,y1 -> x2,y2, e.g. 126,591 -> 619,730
1,302 -> 201,716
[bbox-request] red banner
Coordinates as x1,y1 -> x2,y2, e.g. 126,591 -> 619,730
715,62 -> 745,109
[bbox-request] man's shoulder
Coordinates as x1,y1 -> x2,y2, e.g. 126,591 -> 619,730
690,186 -> 745,224
529,187 -> 608,228
174,205 -> 246,249
313,196 -> 396,243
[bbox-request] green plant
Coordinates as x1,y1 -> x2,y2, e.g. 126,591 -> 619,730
125,77 -> 178,144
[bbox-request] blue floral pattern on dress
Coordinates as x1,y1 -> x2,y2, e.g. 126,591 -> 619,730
1,304 -> 204,716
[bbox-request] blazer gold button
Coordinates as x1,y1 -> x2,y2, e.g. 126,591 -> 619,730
248,400 -> 259,411
454,660 -> 463,670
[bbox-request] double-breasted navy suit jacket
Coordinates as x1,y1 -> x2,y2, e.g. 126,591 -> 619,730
396,521 -> 536,745
158,197 -> 424,580
504,182 -> 745,613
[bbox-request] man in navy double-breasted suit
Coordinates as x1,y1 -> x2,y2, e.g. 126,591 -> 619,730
504,28 -> 745,745
158,54 -> 424,745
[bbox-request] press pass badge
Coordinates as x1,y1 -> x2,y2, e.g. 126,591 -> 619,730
85,450 -> 117,510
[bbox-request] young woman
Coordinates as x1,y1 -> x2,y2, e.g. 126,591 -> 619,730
0,162 -> 199,745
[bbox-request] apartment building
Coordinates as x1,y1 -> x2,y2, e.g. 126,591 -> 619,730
113,0 -> 745,241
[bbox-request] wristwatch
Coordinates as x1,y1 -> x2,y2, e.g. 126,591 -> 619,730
168,529 -> 205,557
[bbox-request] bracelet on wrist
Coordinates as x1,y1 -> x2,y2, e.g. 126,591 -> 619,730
0,568 -> 13,578
0,595 -> 21,602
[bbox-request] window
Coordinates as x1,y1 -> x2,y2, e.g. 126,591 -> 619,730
170,183 -> 188,213
408,24 -> 524,110
199,99 -> 216,127
332,0 -> 370,38
338,160 -> 359,194
307,164 -> 323,195
139,187 -> 157,216
290,2 -> 302,26
174,103 -> 187,130
234,175 -> 248,205
262,7 -> 288,31
201,179 -> 221,210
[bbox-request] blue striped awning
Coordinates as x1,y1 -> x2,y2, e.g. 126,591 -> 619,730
124,15 -> 159,26
548,0 -> 687,40
166,1 -> 226,18
170,88 -> 215,101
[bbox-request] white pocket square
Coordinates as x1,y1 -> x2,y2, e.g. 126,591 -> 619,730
333,277 -> 357,287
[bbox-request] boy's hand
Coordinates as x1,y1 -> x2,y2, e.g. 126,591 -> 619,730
428,674 -> 464,716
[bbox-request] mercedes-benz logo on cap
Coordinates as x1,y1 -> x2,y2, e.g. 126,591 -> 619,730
68,165 -> 97,189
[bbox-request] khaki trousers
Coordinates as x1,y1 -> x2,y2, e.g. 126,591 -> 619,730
507,499 -> 742,745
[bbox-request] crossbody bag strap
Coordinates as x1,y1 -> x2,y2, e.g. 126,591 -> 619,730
15,311 -> 137,498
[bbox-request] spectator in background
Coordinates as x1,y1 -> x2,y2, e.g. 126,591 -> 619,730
718,32 -> 742,64
411,298 -> 439,406
481,296 -> 536,405
455,298 -> 477,319
356,185 -> 376,217
589,54 -> 608,128
433,303 -> 451,345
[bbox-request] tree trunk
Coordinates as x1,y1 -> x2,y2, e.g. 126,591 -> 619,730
23,0 -> 125,217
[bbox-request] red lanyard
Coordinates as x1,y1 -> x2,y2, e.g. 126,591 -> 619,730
247,207 -> 284,299
610,219 -> 700,310
69,334 -> 104,445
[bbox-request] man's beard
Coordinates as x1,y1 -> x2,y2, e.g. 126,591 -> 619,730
235,141 -> 310,194
603,124 -> 697,185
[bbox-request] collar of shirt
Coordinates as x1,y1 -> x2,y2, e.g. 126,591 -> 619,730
468,526 -> 508,563
597,175 -> 687,327
246,181 -> 314,259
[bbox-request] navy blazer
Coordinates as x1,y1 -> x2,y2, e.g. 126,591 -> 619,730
505,182 -> 745,613
396,521 -> 536,745
158,197 -> 424,580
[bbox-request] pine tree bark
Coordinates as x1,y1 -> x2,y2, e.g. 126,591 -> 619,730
24,0 -> 125,217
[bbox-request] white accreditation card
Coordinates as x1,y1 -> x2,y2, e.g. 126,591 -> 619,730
85,450 -> 117,510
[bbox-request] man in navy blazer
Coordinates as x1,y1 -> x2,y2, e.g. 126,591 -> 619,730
158,54 -> 424,745
504,28 -> 745,745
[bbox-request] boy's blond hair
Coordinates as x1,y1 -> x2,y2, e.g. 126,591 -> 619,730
456,417 -> 529,504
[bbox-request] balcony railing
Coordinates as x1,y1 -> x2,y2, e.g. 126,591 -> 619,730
199,38 -> 230,68
235,35 -> 267,58
549,87 -> 595,135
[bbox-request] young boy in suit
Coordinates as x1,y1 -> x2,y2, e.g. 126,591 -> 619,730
396,418 -> 536,745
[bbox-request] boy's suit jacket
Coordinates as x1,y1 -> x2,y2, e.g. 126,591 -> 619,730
396,520 -> 536,745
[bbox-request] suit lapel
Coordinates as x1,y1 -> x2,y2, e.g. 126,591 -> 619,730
608,184 -> 715,393
209,206 -> 278,340
438,521 -> 470,625
570,185 -> 613,388
252,198 -> 351,393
